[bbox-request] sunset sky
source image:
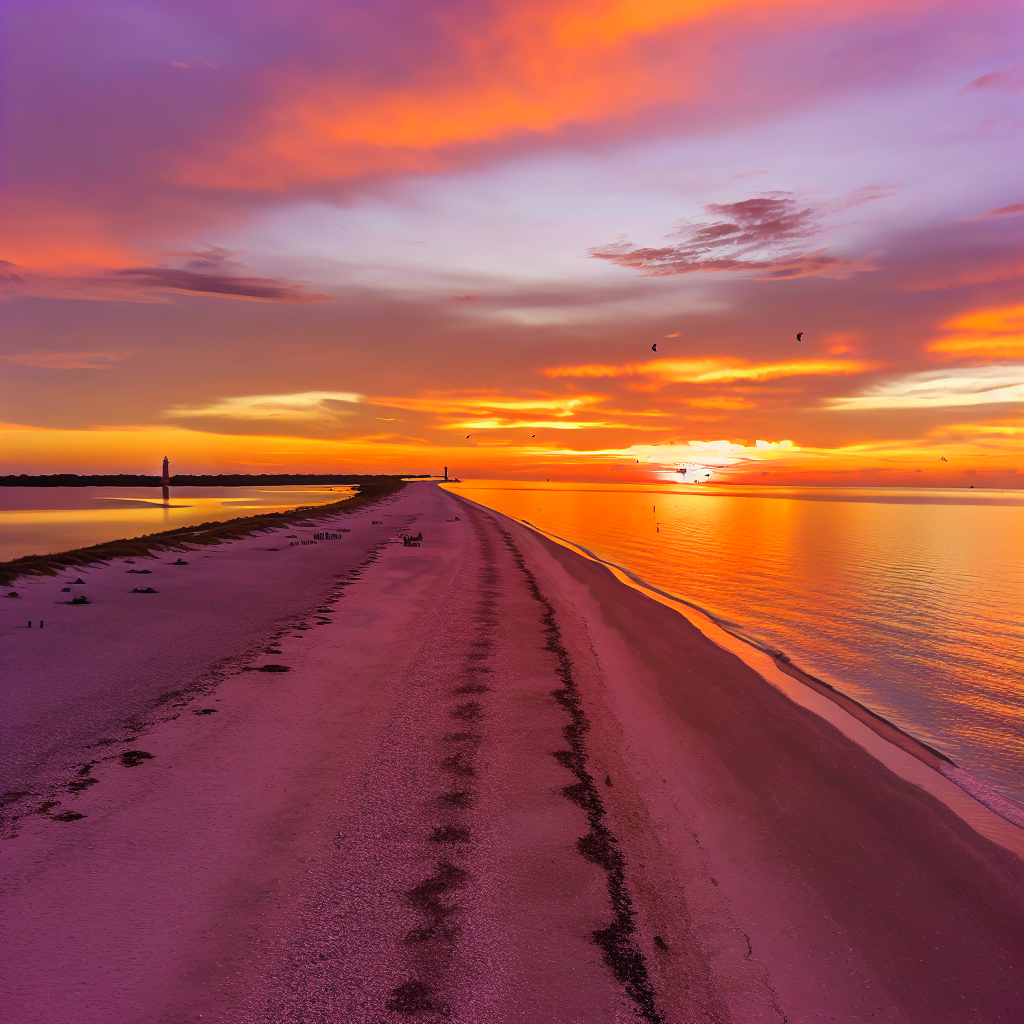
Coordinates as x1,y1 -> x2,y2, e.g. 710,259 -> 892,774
1,0 -> 1021,485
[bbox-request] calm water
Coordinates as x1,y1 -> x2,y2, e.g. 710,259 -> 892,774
451,481 -> 1024,809
0,486 -> 353,563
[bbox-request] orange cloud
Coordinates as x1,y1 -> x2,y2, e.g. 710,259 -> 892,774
545,356 -> 871,385
173,0 -> 917,191
0,200 -> 137,271
927,304 -> 1024,361
370,391 -> 638,431
376,392 -> 602,416
684,395 -> 756,409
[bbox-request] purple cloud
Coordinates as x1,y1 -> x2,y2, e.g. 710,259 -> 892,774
112,266 -> 327,301
961,68 -> 1023,94
587,188 -> 896,278
0,254 -> 328,304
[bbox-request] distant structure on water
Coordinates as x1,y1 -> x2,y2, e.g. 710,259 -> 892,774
444,466 -> 448,481
161,456 -> 170,501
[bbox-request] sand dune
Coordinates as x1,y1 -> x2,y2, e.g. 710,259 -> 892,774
1,482 -> 1021,1023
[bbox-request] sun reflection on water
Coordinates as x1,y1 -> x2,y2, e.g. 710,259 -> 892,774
452,480 -> 1024,808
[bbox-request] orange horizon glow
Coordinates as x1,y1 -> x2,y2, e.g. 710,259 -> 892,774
2,420 -> 1021,490
1,0 -> 1021,485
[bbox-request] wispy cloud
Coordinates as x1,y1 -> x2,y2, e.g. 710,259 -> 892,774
0,248 -> 329,303
166,391 -> 364,422
111,266 -> 329,302
546,357 -> 871,385
961,67 -> 1023,94
827,365 -> 1024,410
978,203 -> 1024,218
927,304 -> 1024,361
3,350 -> 129,369
587,187 -> 896,279
372,391 -> 625,431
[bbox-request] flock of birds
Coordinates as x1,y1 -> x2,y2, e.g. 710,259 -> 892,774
467,331 -> 809,444
465,330 -> 954,474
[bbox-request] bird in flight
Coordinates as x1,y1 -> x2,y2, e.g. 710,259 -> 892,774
941,456 -> 947,462
466,435 -> 471,439
531,434 -> 536,438
796,332 -> 803,342
651,343 -> 657,352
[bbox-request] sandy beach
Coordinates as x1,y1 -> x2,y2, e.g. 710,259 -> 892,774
1,481 -> 1021,1023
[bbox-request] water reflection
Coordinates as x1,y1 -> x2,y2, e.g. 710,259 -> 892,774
0,485 -> 353,562
451,480 -> 1024,808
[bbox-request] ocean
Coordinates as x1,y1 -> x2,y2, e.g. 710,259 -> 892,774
450,481 -> 1024,811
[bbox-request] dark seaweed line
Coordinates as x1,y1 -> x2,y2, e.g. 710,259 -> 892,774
494,522 -> 664,1024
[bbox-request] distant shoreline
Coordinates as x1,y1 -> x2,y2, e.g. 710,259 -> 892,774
1,473 -> 429,487
0,479 -> 406,585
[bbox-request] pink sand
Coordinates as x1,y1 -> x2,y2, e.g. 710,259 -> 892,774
1,483 -> 1021,1023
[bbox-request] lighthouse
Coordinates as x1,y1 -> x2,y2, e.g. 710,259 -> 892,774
161,456 -> 170,501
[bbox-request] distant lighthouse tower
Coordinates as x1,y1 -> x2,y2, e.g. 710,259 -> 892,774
161,456 -> 170,501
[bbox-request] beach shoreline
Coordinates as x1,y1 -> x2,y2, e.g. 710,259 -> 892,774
2,482 -> 1021,1022
487,509 -> 1024,839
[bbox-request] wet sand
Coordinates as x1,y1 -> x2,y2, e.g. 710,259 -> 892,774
1,482 -> 1021,1023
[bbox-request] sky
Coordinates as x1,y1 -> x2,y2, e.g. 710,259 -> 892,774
1,0 -> 1022,486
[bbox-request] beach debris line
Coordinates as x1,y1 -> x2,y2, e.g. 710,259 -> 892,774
312,531 -> 347,540
498,525 -> 664,1023
120,750 -> 154,767
242,664 -> 291,673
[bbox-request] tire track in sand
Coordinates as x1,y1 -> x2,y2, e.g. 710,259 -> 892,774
385,510 -> 502,1018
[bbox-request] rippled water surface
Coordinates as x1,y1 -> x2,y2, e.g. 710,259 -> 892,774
452,481 -> 1024,808
0,486 -> 352,563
